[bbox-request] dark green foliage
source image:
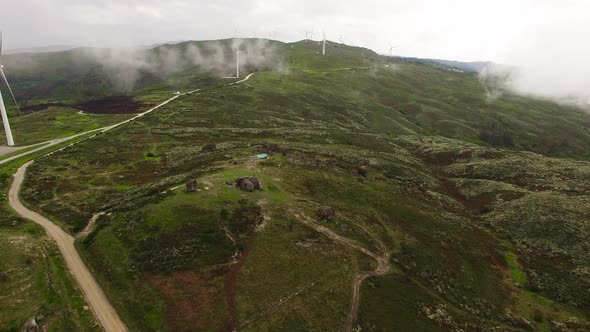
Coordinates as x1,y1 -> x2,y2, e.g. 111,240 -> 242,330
131,206 -> 233,272
10,39 -> 590,330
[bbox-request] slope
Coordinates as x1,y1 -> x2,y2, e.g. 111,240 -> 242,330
11,40 -> 590,332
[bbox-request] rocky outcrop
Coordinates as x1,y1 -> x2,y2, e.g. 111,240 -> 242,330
356,165 -> 369,178
236,177 -> 263,192
317,206 -> 336,222
21,317 -> 38,332
185,179 -> 198,192
201,143 -> 217,152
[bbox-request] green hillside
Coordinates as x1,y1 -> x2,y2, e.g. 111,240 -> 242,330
2,39 -> 590,330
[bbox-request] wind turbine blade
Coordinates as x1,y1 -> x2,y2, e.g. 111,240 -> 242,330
0,31 -> 3,56
0,68 -> 20,113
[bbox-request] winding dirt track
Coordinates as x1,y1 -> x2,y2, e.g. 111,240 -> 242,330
291,211 -> 390,332
346,256 -> 390,331
9,161 -> 128,331
3,73 -> 255,331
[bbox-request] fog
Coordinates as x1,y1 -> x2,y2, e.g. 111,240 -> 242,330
482,4 -> 590,105
1,0 -> 589,103
80,39 -> 285,90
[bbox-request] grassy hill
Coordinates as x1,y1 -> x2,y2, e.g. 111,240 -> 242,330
2,39 -> 590,330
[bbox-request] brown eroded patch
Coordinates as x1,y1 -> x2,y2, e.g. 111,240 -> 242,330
76,96 -> 143,114
144,270 -> 226,331
490,252 -> 508,273
224,234 -> 257,331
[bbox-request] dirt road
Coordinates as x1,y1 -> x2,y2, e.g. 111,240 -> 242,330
0,73 -> 259,163
346,255 -> 390,331
9,161 -> 128,331
3,74 -> 257,330
291,211 -> 390,332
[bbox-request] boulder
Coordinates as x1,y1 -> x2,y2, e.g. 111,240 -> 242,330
238,179 -> 255,192
245,177 -> 263,190
356,165 -> 369,178
317,206 -> 336,222
185,179 -> 198,192
21,317 -> 38,332
201,143 -> 217,152
236,177 -> 263,191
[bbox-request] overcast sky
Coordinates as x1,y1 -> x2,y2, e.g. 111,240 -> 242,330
2,0 -> 590,102
0,0 -> 584,61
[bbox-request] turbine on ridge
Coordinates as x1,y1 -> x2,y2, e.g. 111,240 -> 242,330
0,31 -> 17,146
388,43 -> 398,55
322,31 -> 327,55
234,48 -> 244,78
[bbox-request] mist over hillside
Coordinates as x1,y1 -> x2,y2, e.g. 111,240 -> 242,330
1,38 -> 286,99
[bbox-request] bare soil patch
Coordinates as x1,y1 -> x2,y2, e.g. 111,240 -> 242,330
144,271 -> 224,331
76,96 -> 143,114
224,234 -> 257,331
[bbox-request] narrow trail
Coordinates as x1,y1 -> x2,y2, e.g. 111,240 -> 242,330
5,73 -> 256,331
290,211 -> 390,332
76,212 -> 106,239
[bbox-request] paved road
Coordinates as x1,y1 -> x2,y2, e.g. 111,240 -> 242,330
4,73 -> 255,331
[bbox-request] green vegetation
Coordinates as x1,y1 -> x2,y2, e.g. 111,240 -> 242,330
4,107 -> 130,146
0,226 -> 99,331
505,252 -> 527,286
2,39 -> 590,330
0,132 -> 108,331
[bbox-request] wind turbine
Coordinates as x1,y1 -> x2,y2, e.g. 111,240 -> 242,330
339,34 -> 344,44
234,48 -> 244,78
305,29 -> 313,41
388,43 -> 398,56
0,31 -> 16,146
322,31 -> 327,55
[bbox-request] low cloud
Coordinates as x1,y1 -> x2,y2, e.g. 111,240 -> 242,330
82,38 -> 285,90
480,7 -> 590,106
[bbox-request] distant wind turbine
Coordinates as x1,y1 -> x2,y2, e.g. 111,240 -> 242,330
0,31 -> 17,146
388,43 -> 399,55
234,48 -> 244,78
339,34 -> 344,44
305,29 -> 314,41
322,31 -> 327,55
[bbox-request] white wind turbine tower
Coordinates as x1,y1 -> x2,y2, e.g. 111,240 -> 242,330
388,43 -> 398,56
322,31 -> 327,55
305,29 -> 314,42
234,48 -> 244,78
0,32 -> 16,146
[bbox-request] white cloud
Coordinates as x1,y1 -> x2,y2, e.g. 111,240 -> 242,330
1,0 -> 589,102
